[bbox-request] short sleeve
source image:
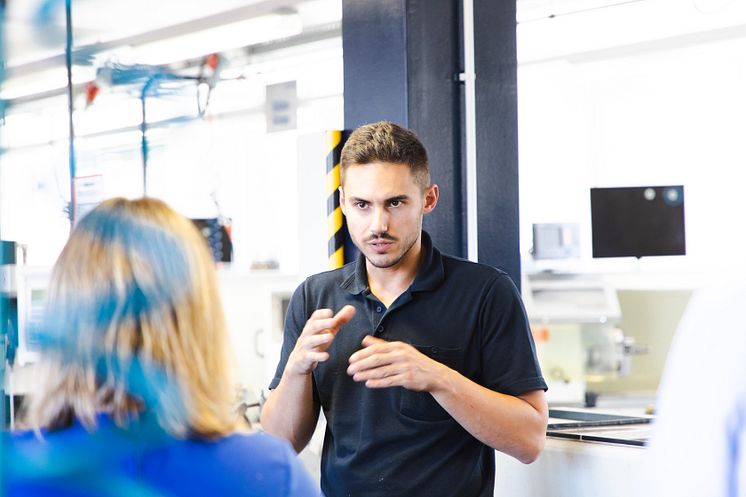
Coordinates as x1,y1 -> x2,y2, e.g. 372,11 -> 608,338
478,274 -> 547,396
268,281 -> 308,390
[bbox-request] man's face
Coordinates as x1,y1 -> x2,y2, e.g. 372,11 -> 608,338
340,162 -> 438,270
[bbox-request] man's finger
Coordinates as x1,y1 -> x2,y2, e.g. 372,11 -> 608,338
332,305 -> 356,327
364,377 -> 399,389
347,350 -> 396,376
317,305 -> 356,339
303,332 -> 335,348
310,308 -> 333,319
351,363 -> 401,382
348,335 -> 388,363
361,335 -> 385,347
306,351 -> 330,363
302,316 -> 345,336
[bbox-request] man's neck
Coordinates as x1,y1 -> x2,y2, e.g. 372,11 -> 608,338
366,238 -> 423,308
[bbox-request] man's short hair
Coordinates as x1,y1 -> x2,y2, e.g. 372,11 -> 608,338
340,121 -> 430,189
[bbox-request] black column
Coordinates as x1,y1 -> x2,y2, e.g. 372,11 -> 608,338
343,0 -> 464,259
342,0 -> 521,289
473,0 -> 521,289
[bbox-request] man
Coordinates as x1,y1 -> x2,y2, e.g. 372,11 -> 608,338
261,121 -> 548,497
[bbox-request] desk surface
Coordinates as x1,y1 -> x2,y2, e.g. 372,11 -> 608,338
546,407 -> 654,446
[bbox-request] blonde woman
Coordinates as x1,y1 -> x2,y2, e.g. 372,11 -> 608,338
2,197 -> 321,497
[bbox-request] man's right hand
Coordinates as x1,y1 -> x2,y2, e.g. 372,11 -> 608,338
286,305 -> 356,376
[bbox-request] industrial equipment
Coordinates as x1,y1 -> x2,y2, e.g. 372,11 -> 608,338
523,271 -> 645,406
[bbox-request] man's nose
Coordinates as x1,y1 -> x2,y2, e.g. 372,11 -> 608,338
370,207 -> 389,235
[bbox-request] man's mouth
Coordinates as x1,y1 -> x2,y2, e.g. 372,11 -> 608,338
369,239 -> 395,253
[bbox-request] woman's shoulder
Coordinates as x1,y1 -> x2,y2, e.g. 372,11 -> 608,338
209,429 -> 296,457
148,431 -> 320,496
4,421 -> 321,497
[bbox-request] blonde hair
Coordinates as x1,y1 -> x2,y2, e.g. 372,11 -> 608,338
25,197 -> 239,438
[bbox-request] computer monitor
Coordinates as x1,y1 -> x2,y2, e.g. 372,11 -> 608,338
590,186 -> 686,259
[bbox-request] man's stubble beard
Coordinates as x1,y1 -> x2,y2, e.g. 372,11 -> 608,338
363,230 -> 420,270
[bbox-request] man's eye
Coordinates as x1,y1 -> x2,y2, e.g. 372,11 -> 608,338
355,202 -> 368,209
389,200 -> 402,207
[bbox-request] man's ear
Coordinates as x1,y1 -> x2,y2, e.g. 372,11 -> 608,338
423,184 -> 439,214
339,186 -> 346,215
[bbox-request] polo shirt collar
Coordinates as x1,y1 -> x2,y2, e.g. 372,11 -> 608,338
340,252 -> 369,295
411,231 -> 444,292
340,230 -> 444,295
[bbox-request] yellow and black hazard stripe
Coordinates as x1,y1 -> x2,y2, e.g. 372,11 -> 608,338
326,130 -> 345,269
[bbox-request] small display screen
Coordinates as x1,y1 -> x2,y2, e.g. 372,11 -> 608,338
590,186 -> 686,258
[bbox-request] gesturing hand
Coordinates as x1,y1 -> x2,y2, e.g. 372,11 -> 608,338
347,336 -> 447,392
287,305 -> 356,376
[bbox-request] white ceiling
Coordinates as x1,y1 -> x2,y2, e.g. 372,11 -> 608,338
516,0 -> 643,22
3,0 -> 341,68
3,0 -> 639,68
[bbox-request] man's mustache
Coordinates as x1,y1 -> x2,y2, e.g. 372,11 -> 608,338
365,233 -> 398,243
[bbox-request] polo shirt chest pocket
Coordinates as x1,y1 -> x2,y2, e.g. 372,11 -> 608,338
400,345 -> 463,422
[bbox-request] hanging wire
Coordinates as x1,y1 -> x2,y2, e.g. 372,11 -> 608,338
64,0 -> 77,227
137,71 -> 207,196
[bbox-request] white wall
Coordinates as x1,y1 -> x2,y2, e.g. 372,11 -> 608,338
518,0 -> 746,281
0,38 -> 344,275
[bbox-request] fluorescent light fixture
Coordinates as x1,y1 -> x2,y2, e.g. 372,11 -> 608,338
125,13 -> 303,66
0,66 -> 96,101
1,10 -> 302,101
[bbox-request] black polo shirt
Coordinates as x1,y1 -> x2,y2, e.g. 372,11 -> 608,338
269,232 -> 546,497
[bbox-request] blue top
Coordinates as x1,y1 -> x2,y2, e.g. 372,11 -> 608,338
270,231 -> 546,497
2,414 -> 322,497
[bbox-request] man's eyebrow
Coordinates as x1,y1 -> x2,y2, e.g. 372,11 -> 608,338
348,196 -> 370,203
347,194 -> 410,203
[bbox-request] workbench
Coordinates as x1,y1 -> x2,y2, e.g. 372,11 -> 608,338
494,407 -> 653,497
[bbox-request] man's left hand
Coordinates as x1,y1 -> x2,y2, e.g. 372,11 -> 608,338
347,336 -> 446,392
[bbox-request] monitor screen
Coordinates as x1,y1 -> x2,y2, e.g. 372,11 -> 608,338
590,186 -> 686,258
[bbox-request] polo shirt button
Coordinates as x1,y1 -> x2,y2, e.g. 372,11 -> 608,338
377,325 -> 384,333
431,346 -> 439,354
376,306 -> 383,313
